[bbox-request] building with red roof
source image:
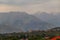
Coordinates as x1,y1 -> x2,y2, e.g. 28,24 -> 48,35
51,36 -> 60,40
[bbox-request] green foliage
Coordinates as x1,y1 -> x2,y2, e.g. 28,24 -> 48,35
0,31 -> 60,40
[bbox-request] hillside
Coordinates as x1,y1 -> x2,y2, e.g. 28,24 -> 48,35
0,12 -> 54,33
34,12 -> 60,26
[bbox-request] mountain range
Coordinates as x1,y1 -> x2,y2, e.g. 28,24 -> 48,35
34,12 -> 60,26
0,12 -> 54,33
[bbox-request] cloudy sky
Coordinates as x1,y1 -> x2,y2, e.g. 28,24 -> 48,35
0,0 -> 60,14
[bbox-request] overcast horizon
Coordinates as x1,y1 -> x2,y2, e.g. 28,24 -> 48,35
0,0 -> 60,14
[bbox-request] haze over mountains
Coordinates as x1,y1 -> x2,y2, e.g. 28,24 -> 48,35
34,12 -> 60,26
0,12 -> 54,33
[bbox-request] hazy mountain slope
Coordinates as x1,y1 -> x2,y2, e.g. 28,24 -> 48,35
34,12 -> 60,26
0,12 -> 54,33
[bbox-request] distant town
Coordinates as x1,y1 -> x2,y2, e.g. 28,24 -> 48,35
0,27 -> 60,40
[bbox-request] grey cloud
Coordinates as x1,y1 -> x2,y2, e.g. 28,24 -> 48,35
0,0 -> 49,6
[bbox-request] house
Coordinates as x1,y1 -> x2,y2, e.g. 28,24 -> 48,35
44,35 -> 50,40
20,38 -> 28,40
20,34 -> 28,40
51,36 -> 60,40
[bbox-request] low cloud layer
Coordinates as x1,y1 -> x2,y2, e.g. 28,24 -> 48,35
0,0 -> 60,14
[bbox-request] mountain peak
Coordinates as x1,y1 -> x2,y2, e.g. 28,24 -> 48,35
0,12 -> 54,33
